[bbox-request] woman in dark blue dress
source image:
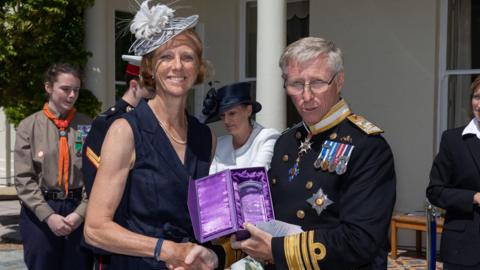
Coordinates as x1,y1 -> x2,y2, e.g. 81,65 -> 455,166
84,2 -> 220,269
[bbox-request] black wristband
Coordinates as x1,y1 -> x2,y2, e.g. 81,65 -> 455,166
154,238 -> 164,261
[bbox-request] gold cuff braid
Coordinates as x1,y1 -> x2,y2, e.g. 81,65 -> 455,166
284,231 -> 326,270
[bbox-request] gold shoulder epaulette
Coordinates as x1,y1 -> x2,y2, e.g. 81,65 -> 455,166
347,114 -> 383,135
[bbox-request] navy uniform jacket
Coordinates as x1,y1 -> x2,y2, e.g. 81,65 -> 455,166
82,99 -> 134,195
81,99 -> 134,261
268,102 -> 396,269
427,126 -> 480,266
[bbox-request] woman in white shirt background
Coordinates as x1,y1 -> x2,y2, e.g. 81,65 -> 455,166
203,81 -> 280,174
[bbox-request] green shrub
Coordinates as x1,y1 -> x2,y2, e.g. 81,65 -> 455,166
0,0 -> 99,126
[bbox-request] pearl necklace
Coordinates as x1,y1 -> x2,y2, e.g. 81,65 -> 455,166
158,118 -> 187,145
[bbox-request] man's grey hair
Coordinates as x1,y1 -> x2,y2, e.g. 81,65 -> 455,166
279,37 -> 343,78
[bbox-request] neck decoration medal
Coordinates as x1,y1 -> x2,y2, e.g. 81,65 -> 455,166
288,132 -> 312,182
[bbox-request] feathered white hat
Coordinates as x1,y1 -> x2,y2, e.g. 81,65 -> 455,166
129,0 -> 199,56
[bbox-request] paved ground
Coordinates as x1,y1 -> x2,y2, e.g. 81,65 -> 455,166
0,187 -> 26,270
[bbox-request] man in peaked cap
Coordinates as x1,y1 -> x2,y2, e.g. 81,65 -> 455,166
231,37 -> 396,270
81,54 -> 152,270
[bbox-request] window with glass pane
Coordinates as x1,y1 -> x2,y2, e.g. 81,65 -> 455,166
245,2 -> 257,78
447,0 -> 480,70
446,0 -> 480,129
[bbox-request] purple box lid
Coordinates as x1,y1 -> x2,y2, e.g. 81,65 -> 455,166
188,167 -> 275,243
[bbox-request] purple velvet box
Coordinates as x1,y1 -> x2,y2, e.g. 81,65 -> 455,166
188,167 -> 275,243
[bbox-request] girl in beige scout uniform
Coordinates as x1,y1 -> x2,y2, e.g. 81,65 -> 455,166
14,63 -> 92,269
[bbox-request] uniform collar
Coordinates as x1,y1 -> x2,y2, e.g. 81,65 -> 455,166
306,99 -> 352,135
116,98 -> 134,113
462,118 -> 480,139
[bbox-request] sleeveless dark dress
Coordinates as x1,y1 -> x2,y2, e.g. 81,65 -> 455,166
109,100 -> 212,269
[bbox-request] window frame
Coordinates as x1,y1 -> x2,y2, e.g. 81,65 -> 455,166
239,0 -> 257,82
437,0 -> 480,146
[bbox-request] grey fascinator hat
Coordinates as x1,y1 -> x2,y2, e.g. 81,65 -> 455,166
129,0 -> 199,56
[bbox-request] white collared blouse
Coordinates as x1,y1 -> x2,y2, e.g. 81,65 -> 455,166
462,118 -> 480,140
209,121 -> 280,174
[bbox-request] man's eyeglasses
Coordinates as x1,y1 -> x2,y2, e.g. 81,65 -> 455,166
284,72 -> 338,96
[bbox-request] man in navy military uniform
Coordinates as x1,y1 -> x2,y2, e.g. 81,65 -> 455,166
82,55 -> 152,270
83,55 -> 151,194
231,37 -> 396,269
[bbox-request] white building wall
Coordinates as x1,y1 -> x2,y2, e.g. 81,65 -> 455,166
310,0 -> 438,247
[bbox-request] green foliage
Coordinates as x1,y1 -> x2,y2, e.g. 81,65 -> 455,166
3,88 -> 101,125
0,0 -> 100,126
76,88 -> 102,119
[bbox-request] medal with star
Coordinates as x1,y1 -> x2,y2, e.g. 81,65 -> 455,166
298,135 -> 312,154
307,188 -> 333,215
288,132 -> 312,182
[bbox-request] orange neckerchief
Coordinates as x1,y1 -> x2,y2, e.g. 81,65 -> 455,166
42,103 -> 76,194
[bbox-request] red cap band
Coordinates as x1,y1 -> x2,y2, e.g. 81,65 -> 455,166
126,64 -> 140,76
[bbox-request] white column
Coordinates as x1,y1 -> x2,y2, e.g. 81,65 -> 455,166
255,0 -> 287,131
84,1 -> 110,110
5,117 -> 12,186
0,109 -> 13,186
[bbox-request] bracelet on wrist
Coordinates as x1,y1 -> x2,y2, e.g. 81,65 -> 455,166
154,238 -> 164,261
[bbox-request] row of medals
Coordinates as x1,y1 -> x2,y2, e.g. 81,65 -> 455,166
313,140 -> 354,175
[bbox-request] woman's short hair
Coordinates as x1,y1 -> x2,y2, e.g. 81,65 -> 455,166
279,37 -> 343,79
44,63 -> 82,86
471,75 -> 480,97
467,75 -> 480,118
140,29 -> 205,94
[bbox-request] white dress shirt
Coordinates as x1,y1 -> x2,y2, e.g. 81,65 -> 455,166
462,118 -> 480,140
209,121 -> 280,174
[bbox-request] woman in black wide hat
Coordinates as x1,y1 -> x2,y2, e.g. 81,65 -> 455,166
203,81 -> 280,174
